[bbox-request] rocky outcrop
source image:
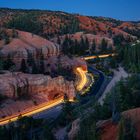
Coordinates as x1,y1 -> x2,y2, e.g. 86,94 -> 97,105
98,108 -> 140,140
0,72 -> 75,100
68,119 -> 80,140
0,71 -> 76,118
0,30 -> 60,69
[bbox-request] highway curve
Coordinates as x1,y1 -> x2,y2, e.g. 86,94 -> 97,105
75,67 -> 88,91
0,53 -> 115,125
0,97 -> 63,125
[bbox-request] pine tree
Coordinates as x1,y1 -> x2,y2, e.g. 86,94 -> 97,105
91,39 -> 96,54
62,94 -> 73,124
39,54 -> 45,74
100,38 -> 108,53
4,54 -> 15,70
32,59 -> 38,74
118,117 -> 125,140
85,37 -> 90,53
4,35 -> 10,44
20,59 -> 27,73
80,37 -> 86,55
12,28 -> 18,38
0,59 -> 3,70
57,36 -> 61,44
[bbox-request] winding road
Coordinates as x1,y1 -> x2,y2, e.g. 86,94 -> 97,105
0,53 -> 115,125
75,67 -> 88,91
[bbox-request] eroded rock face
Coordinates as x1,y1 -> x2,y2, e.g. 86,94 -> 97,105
0,72 -> 76,118
0,30 -> 60,69
0,72 -> 75,100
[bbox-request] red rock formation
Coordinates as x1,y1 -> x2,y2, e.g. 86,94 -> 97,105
99,108 -> 140,140
99,120 -> 118,140
0,8 -> 138,41
77,15 -> 137,40
0,30 -> 60,69
0,72 -> 75,100
0,71 -> 76,118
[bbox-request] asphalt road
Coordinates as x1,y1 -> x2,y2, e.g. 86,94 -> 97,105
33,105 -> 62,120
0,53 -> 114,125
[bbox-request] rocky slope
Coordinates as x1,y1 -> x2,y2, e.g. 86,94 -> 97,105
0,71 -> 75,118
0,8 -> 139,41
0,8 -> 139,59
99,108 -> 140,140
77,15 -> 135,38
0,71 -> 75,99
0,29 -> 60,69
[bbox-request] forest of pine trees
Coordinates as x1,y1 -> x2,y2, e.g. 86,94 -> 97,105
0,116 -> 55,140
74,74 -> 139,140
6,12 -> 43,35
61,36 -> 90,56
117,43 -> 140,72
20,52 -> 45,74
61,36 -> 114,56
123,44 -> 140,72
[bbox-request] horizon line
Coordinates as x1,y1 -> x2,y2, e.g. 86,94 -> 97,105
0,7 -> 139,22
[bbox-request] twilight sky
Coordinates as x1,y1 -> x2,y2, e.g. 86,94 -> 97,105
0,0 -> 139,21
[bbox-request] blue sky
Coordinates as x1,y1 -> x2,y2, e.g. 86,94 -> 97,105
0,0 -> 139,21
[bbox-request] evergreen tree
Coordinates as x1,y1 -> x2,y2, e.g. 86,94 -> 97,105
39,54 -> 45,74
7,13 -> 43,34
91,39 -> 96,54
4,55 -> 15,70
20,59 -> 27,73
80,37 -> 86,55
32,59 -> 38,74
120,43 -> 140,72
113,34 -> 125,46
43,125 -> 55,140
4,35 -> 10,44
12,28 -> 18,38
100,38 -> 108,53
0,59 -> 4,70
118,117 -> 125,140
85,37 -> 90,54
118,117 -> 137,140
74,39 -> 79,55
60,94 -> 73,125
57,36 -> 61,45
27,52 -> 33,66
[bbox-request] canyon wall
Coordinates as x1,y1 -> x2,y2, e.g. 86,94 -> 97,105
0,72 -> 75,100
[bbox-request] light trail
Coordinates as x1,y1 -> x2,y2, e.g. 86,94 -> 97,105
75,67 -> 88,91
84,53 -> 116,60
75,53 -> 116,91
0,53 -> 115,125
0,97 -> 74,125
0,97 -> 63,125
